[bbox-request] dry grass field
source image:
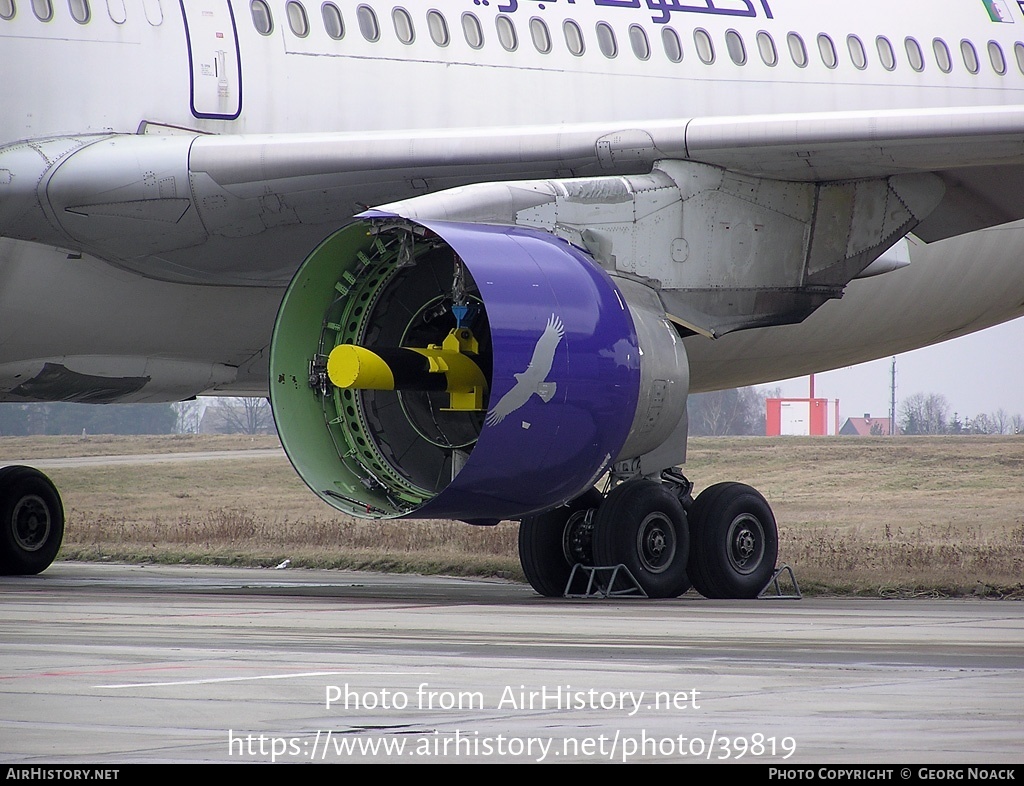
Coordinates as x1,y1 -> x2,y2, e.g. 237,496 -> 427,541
2,434 -> 1021,596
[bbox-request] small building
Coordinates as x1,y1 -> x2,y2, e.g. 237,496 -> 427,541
766,398 -> 838,436
839,413 -> 893,436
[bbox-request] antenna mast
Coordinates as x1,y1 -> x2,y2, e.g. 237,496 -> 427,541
890,357 -> 897,436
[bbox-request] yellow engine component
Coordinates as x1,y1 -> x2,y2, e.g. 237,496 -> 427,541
326,328 -> 487,411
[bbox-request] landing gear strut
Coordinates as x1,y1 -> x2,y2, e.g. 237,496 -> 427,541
0,466 -> 65,576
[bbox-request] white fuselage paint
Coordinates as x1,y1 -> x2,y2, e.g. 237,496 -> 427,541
1,0 -> 1023,397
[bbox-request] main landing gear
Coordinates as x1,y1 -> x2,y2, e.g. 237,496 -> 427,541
517,473 -> 777,600
0,466 -> 65,576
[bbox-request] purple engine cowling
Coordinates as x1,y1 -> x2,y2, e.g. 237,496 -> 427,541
270,213 -> 689,523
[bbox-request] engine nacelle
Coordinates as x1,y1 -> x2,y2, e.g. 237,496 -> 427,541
270,214 -> 687,522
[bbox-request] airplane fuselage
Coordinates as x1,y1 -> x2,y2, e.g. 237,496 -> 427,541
1,0 -> 1024,401
5,1 -> 1024,139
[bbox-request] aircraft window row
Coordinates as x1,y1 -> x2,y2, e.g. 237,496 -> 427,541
0,0 -> 158,24
0,0 -> 1017,78
9,0 -> 1004,80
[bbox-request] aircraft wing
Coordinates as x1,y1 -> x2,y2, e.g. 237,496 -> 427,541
8,104 -> 1023,288
186,104 -> 1024,245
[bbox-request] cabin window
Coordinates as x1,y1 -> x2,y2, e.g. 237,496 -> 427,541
462,12 -> 483,49
596,21 -> 617,58
286,2 -> 309,38
0,0 -> 13,20
321,2 -> 343,39
564,19 -> 584,56
905,37 -> 924,72
530,17 -> 551,54
427,10 -> 448,47
662,26 -> 682,63
32,0 -> 52,21
726,29 -> 746,65
68,0 -> 90,24
876,36 -> 896,71
787,32 -> 807,67
250,0 -> 272,35
933,38 -> 952,73
756,31 -> 777,66
847,35 -> 867,70
1014,41 -> 1024,74
629,24 -> 650,60
142,0 -> 161,26
989,40 -> 1007,74
357,5 -> 379,41
393,7 -> 413,44
105,0 -> 124,23
817,33 -> 837,68
961,39 -> 979,73
497,14 -> 517,52
694,28 -> 714,64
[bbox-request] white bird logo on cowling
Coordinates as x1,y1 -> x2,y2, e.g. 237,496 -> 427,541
485,314 -> 564,426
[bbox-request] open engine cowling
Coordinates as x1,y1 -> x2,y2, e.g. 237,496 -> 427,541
270,213 -> 687,522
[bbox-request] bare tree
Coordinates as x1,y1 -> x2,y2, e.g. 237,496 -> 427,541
689,386 -> 773,436
173,400 -> 203,434
208,397 -> 274,435
900,392 -> 950,435
970,412 -> 993,434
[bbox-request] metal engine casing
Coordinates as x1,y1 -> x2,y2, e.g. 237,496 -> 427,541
270,214 -> 688,522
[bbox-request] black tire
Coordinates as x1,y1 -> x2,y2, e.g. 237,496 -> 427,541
518,488 -> 603,597
687,482 -> 777,599
0,466 -> 65,576
592,479 -> 690,599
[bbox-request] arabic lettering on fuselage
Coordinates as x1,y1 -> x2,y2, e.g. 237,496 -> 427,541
487,0 -> 774,24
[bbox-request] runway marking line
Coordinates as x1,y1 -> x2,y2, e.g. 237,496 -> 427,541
95,670 -> 421,689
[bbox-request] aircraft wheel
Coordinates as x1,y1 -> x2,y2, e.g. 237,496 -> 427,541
592,479 -> 690,598
687,482 -> 777,599
518,488 -> 603,597
0,466 -> 65,576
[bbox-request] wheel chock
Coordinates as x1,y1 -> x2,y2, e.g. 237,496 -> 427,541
564,564 -> 648,598
757,563 -> 802,599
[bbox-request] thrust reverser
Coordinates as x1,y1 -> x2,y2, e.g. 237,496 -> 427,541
270,214 -> 688,523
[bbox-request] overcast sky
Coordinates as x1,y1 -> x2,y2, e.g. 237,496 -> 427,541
758,317 -> 1024,423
